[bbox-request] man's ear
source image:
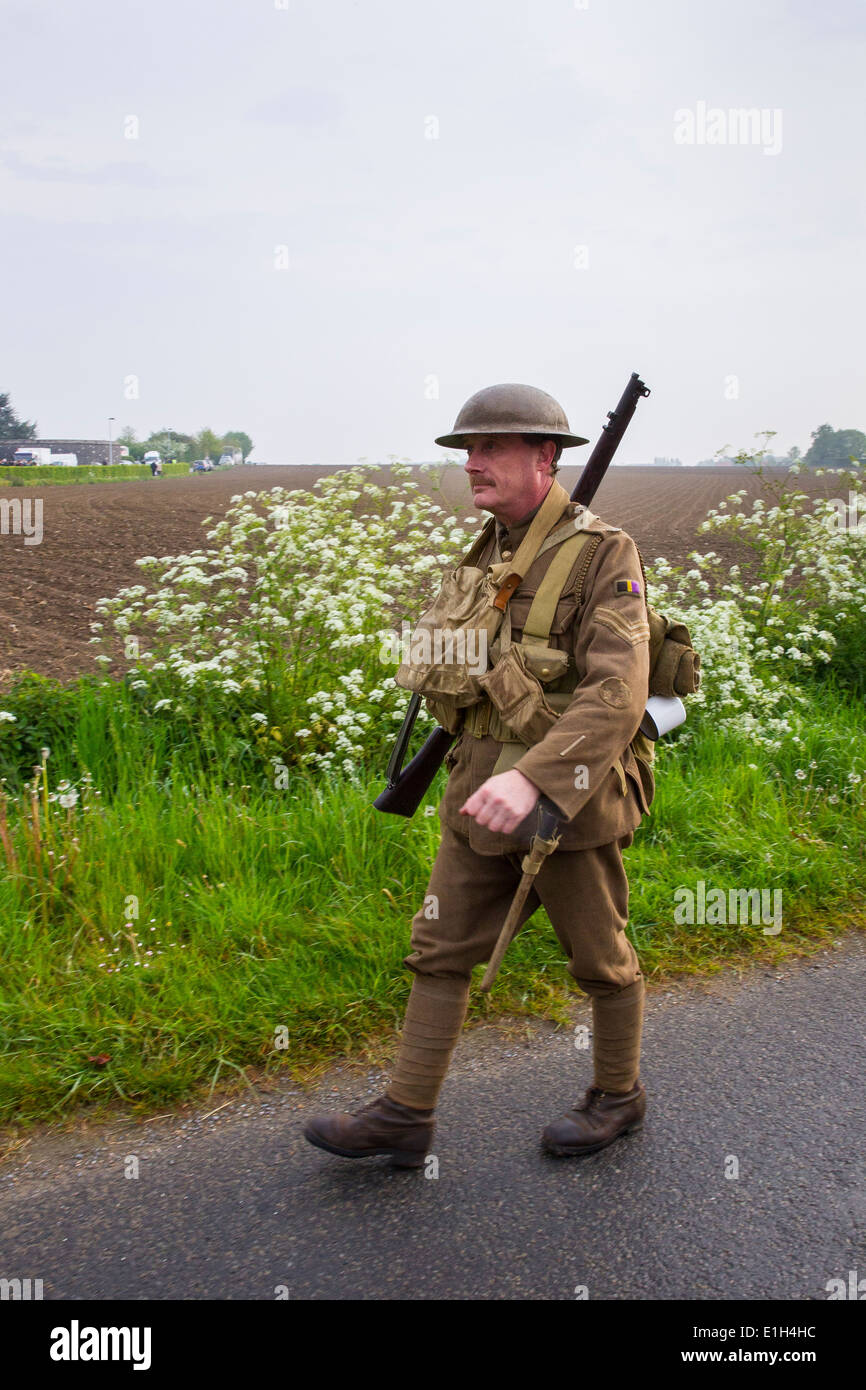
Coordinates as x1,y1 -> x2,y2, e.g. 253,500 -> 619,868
536,439 -> 557,475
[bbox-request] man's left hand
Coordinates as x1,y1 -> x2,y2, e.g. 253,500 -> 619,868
459,769 -> 540,834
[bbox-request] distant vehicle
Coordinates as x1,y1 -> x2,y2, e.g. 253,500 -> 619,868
49,453 -> 79,468
143,450 -> 161,466
13,447 -> 53,466
217,448 -> 242,467
190,458 -> 214,473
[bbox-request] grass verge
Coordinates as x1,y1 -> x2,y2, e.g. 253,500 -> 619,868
0,463 -> 206,485
0,678 -> 863,1131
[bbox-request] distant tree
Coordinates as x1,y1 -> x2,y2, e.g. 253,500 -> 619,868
786,446 -> 801,463
194,427 -> 224,462
0,391 -> 37,441
147,429 -> 194,462
222,430 -> 253,460
803,424 -> 866,469
117,425 -> 146,461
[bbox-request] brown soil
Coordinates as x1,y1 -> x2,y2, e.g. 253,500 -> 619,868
0,463 -> 839,688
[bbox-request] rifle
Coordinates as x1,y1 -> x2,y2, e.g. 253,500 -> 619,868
373,371 -> 651,818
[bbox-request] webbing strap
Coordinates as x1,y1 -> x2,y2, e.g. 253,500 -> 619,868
521,532 -> 593,646
456,481 -> 570,587
492,481 -> 571,611
532,508 -> 598,560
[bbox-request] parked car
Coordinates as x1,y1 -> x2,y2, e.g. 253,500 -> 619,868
13,447 -> 53,466
190,458 -> 214,473
49,453 -> 79,468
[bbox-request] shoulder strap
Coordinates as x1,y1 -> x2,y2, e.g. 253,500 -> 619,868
520,531 -> 594,646
491,480 -> 571,612
453,479 -> 574,621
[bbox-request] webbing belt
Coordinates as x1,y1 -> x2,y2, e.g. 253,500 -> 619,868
464,700 -> 524,743
464,697 -> 629,794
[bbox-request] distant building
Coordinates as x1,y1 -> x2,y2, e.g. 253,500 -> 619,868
0,438 -> 130,466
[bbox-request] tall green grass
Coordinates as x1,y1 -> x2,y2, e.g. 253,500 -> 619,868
0,674 -> 863,1128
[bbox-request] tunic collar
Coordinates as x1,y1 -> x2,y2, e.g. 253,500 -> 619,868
494,497 -> 545,558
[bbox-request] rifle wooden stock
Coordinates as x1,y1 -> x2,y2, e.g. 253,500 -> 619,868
373,371 -> 650,818
372,718 -> 456,817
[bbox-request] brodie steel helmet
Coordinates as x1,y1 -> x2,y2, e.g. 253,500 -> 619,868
434,383 -> 589,450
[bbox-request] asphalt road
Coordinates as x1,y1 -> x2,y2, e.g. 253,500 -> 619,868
2,937 -> 864,1301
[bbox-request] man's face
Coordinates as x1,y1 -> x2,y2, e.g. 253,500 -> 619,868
463,434 -> 555,522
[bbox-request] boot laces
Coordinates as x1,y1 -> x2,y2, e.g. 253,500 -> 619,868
353,1097 -> 388,1117
574,1086 -> 607,1113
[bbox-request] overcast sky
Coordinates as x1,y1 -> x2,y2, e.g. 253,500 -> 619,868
1,0 -> 864,464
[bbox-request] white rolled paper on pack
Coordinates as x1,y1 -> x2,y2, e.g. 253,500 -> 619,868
640,695 -> 687,741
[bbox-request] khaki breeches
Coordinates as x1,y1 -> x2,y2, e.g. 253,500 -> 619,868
405,823 -> 641,997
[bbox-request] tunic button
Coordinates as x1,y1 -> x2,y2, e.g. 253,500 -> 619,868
501,548 -> 513,560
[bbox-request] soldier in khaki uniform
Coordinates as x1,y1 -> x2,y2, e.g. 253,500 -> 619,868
305,385 -> 654,1167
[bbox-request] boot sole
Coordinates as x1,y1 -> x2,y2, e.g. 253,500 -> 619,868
303,1127 -> 428,1169
542,1119 -> 644,1158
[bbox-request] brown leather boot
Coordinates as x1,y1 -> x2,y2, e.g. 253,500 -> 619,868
303,1093 -> 434,1168
542,1081 -> 646,1157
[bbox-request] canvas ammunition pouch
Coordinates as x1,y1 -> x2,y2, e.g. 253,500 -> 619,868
464,528 -> 593,773
476,528 -> 592,752
395,481 -> 575,732
396,480 -> 701,778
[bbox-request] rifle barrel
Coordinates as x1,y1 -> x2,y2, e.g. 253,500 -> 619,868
572,372 -> 650,507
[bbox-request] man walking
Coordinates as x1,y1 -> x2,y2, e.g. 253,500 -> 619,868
304,384 -> 654,1166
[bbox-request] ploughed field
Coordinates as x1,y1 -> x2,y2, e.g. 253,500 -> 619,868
0,463 -> 839,687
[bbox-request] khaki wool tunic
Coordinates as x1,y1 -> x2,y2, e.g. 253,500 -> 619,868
438,495 -> 655,855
